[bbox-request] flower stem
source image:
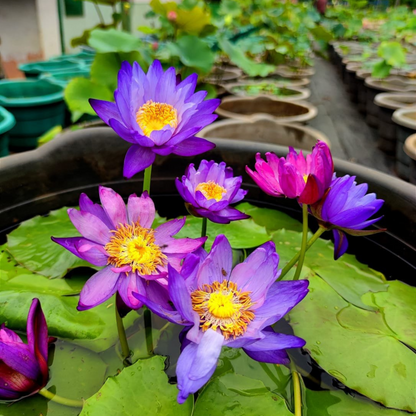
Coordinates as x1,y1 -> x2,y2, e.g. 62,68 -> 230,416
277,225 -> 326,281
290,360 -> 303,416
143,165 -> 153,194
201,217 -> 208,249
293,204 -> 309,281
38,388 -> 83,408
144,307 -> 154,356
115,303 -> 132,366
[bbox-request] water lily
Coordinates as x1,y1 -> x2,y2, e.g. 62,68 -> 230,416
175,160 -> 250,224
246,141 -> 334,204
89,60 -> 220,178
134,235 -> 309,403
0,299 -> 50,401
310,175 -> 385,259
52,186 -> 206,310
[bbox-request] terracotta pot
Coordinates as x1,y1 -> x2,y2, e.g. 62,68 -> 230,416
374,93 -> 416,154
241,75 -> 310,87
216,96 -> 318,124
222,82 -> 311,102
199,117 -> 330,150
356,69 -> 371,115
203,68 -> 241,84
404,133 -> 416,185
392,107 -> 416,180
274,65 -> 315,79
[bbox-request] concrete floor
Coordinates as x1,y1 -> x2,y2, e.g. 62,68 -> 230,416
308,57 -> 395,175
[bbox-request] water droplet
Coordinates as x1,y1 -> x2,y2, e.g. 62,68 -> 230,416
328,369 -> 347,383
316,341 -> 321,345
334,306 -> 339,310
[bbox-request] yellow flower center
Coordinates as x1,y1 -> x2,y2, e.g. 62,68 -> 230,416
136,100 -> 178,137
195,181 -> 227,202
104,221 -> 167,275
303,174 -> 308,183
191,280 -> 255,339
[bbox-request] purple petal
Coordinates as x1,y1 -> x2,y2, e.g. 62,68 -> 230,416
68,208 -> 111,245
154,218 -> 186,244
117,272 -> 145,310
89,99 -> 122,125
243,348 -> 290,365
99,186 -> 128,228
161,236 -> 206,254
0,343 -> 39,381
171,137 -> 215,157
333,229 -> 349,260
123,145 -> 156,179
108,118 -> 137,144
79,193 -> 113,229
150,128 -> 173,146
244,332 -> 305,352
168,265 -> 195,323
127,191 -> 155,228
77,267 -> 120,311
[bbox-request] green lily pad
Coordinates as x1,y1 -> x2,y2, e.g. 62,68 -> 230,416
7,207 -> 97,279
175,216 -> 270,250
194,373 -> 293,416
0,246 -> 138,352
79,356 -> 193,416
362,280 -> 416,350
235,202 -> 303,233
272,230 -> 388,310
306,389 -> 408,416
288,275 -> 416,412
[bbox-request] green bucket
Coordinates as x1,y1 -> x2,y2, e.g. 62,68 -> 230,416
40,68 -> 91,87
0,79 -> 65,150
52,51 -> 96,66
19,59 -> 83,78
0,106 -> 16,157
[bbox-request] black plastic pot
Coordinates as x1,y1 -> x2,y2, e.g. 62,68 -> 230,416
0,127 -> 415,285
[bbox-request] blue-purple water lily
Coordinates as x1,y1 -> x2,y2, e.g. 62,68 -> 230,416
89,60 -> 220,178
134,235 -> 309,403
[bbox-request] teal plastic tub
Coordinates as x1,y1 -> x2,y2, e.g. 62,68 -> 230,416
0,106 -> 16,157
40,68 -> 91,87
51,51 -> 95,66
0,79 -> 65,150
19,59 -> 83,78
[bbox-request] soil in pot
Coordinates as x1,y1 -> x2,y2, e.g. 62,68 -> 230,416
392,107 -> 416,180
0,79 -> 65,150
0,106 -> 16,157
199,117 -> 329,150
374,93 -> 416,155
216,96 -> 318,124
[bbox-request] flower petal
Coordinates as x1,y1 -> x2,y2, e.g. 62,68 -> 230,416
99,186 -> 128,228
171,137 -> 215,157
333,229 -> 349,260
168,265 -> 195,323
127,191 -> 155,228
123,145 -> 156,179
89,99 -> 122,125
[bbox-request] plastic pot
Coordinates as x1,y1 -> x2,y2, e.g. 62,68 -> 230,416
216,96 -> 318,124
0,106 -> 16,157
392,107 -> 416,180
40,69 -> 91,87
0,79 -> 65,150
199,117 -> 330,150
404,133 -> 416,185
19,59 -> 83,78
374,93 -> 416,155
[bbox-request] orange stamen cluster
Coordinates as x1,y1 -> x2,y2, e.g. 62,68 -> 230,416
195,181 -> 227,202
136,100 -> 178,137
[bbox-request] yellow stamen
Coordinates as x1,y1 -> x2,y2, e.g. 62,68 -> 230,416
303,174 -> 309,183
195,181 -> 227,202
104,221 -> 167,275
191,280 -> 255,339
136,100 -> 178,137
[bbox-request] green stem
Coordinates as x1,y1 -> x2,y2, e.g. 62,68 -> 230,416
38,388 -> 83,408
143,165 -> 153,194
115,303 -> 132,366
201,217 -> 208,249
144,307 -> 154,356
293,204 -> 309,281
277,226 -> 326,281
289,360 -> 302,416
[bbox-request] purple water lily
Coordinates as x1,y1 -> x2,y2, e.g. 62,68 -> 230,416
52,186 -> 206,311
0,299 -> 50,401
89,60 -> 220,178
134,235 -> 309,403
175,160 -> 250,224
246,141 -> 334,204
310,175 -> 385,259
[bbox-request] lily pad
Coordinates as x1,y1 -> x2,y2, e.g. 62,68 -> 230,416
7,207 -> 97,279
272,230 -> 388,310
79,356 -> 193,416
306,389 -> 408,416
194,373 -> 293,416
175,216 -> 270,250
288,275 -> 416,412
235,202 -> 303,233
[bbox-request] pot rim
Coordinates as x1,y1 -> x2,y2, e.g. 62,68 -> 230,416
0,106 -> 16,134
365,77 -> 416,93
216,95 -> 318,123
374,92 -> 416,110
404,133 -> 416,160
18,59 -> 83,74
392,107 -> 416,130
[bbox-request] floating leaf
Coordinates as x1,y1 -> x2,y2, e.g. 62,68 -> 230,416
194,373 -> 293,416
288,275 -> 416,412
79,356 -> 193,415
175,216 -> 270,250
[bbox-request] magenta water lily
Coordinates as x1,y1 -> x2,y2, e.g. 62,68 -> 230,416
52,186 -> 206,310
0,299 -> 50,401
176,160 -> 250,224
310,175 -> 385,259
134,235 -> 309,403
246,141 -> 334,204
89,60 -> 220,178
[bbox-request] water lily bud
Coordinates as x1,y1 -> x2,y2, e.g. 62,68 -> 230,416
167,10 -> 177,21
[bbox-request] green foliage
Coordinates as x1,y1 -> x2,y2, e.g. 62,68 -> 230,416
377,41 -> 406,67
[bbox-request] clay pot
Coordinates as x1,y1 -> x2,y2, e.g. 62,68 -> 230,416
404,133 -> 416,185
